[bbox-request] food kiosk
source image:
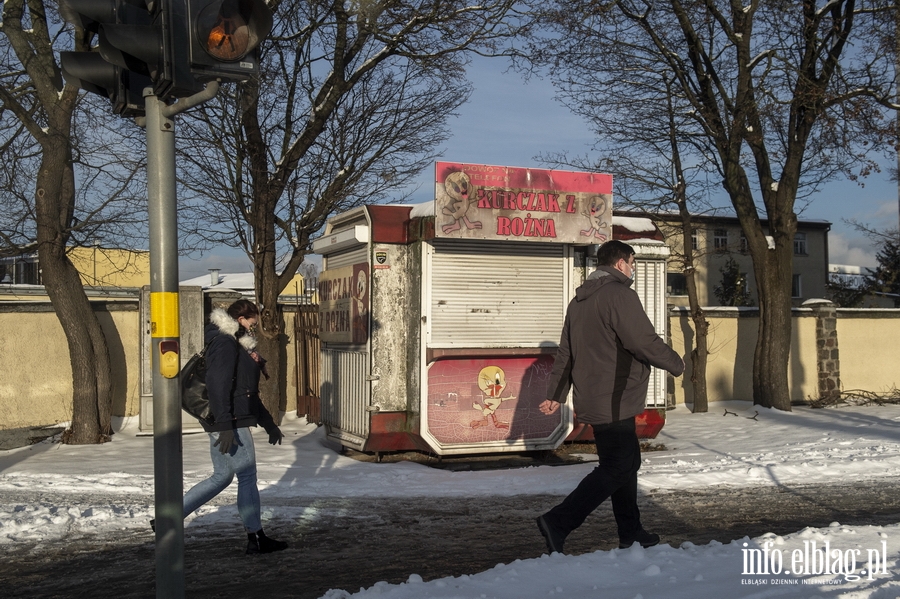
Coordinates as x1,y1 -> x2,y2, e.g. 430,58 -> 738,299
311,162 -> 672,456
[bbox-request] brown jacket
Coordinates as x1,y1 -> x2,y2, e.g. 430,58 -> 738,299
546,266 -> 684,424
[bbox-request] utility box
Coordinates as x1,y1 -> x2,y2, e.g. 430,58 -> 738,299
139,285 -> 206,432
312,163 -> 671,456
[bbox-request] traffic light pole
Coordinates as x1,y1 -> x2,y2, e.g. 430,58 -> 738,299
60,2 -> 264,593
145,83 -> 218,599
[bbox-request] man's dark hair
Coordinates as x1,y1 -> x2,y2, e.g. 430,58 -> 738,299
596,240 -> 635,267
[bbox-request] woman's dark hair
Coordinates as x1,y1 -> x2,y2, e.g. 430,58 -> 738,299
596,240 -> 635,267
227,299 -> 259,321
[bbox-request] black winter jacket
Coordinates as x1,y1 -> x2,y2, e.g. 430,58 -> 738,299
202,308 -> 278,434
546,266 -> 684,425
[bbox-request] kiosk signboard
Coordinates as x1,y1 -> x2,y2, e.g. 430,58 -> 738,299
318,262 -> 369,344
434,162 -> 613,244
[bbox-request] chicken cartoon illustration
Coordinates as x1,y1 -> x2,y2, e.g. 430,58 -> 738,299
439,171 -> 482,234
580,195 -> 609,240
352,267 -> 368,343
470,365 -> 516,429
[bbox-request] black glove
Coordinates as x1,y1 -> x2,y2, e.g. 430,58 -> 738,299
214,429 -> 236,454
268,427 -> 284,446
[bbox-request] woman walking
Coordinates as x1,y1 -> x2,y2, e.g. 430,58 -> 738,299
183,298 -> 288,554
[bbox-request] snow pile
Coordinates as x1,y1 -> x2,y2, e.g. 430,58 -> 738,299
324,524 -> 900,599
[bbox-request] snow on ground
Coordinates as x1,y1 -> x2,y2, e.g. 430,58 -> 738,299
324,525 -> 900,599
4,401 -> 900,597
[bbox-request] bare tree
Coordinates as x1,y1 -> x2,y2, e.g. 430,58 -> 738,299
176,0 -> 528,419
536,59 -> 720,411
528,0 -> 897,410
0,0 -> 146,442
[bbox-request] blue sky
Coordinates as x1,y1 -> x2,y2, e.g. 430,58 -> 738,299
179,56 -> 897,279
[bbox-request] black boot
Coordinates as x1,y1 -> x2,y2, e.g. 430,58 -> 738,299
536,514 -> 567,554
619,528 -> 660,549
246,529 -> 288,555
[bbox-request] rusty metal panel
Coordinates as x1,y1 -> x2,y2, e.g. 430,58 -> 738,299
370,242 -> 421,413
428,239 -> 566,347
294,306 -> 321,424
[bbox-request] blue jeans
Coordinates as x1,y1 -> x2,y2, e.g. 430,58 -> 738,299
183,428 -> 261,533
545,416 -> 642,540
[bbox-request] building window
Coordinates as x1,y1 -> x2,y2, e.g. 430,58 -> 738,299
667,272 -> 688,296
794,232 -> 807,255
792,274 -> 802,298
739,233 -> 749,253
691,229 -> 699,251
0,255 -> 41,285
713,229 -> 728,251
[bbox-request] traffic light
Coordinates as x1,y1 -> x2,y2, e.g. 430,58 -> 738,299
60,0 -> 205,101
59,0 -> 272,111
187,0 -> 273,83
59,0 -> 156,115
59,51 -> 150,116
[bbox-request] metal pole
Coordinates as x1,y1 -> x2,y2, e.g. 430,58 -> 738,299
141,81 -> 219,599
146,88 -> 185,599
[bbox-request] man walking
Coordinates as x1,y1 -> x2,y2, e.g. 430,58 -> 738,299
536,240 -> 684,554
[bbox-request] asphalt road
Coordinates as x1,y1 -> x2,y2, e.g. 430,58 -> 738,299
3,480 -> 900,598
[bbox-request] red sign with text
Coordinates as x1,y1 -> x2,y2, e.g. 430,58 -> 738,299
434,162 -> 613,244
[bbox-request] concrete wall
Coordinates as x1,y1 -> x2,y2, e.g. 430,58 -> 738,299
670,306 -> 900,405
0,301 -> 141,429
0,296 -> 306,432
834,309 -> 900,393
5,298 -> 900,431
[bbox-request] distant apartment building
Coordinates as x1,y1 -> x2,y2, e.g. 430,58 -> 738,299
616,211 -> 831,307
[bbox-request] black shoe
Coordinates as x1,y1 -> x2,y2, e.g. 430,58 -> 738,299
536,514 -> 566,554
247,529 -> 288,555
619,529 -> 660,549
150,519 -> 155,532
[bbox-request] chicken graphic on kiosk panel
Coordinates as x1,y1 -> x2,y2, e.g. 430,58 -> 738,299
470,366 -> 516,429
439,171 -> 483,234
580,195 -> 609,241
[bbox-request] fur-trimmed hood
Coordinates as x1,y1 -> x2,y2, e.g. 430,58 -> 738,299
200,308 -> 276,434
208,308 -> 258,352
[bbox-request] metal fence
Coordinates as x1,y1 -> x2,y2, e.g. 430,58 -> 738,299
293,304 -> 321,424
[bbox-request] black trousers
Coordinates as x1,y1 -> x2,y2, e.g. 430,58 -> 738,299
545,416 -> 642,540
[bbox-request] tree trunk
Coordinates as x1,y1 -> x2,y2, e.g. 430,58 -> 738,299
751,236 -> 794,411
685,270 -> 709,413
35,136 -> 113,443
676,213 -> 709,414
257,303 -> 286,424
252,184 -> 286,424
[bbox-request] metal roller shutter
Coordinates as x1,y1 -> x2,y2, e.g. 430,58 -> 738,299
429,239 -> 566,347
324,244 -> 368,270
321,348 -> 370,446
634,254 -> 668,408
